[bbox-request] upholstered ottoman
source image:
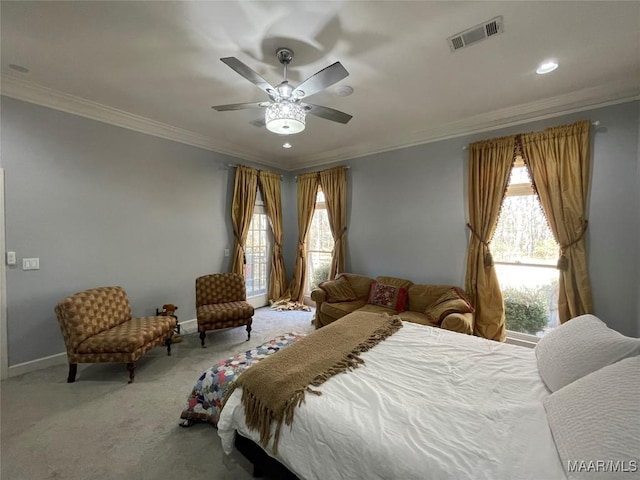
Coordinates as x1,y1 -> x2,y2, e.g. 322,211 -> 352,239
179,332 -> 306,427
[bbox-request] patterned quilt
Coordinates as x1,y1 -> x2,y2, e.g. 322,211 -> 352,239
180,332 -> 307,426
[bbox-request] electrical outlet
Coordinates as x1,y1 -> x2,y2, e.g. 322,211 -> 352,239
6,251 -> 16,266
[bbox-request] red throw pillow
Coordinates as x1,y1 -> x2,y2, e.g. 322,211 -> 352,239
367,282 -> 408,312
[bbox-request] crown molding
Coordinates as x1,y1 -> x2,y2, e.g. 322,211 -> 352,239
2,74 -> 638,172
0,75 -> 284,170
292,80 -> 640,170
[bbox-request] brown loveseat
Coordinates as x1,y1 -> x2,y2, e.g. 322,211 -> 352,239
311,273 -> 474,335
55,286 -> 177,383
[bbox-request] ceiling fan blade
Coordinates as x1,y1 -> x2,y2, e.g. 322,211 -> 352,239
293,62 -> 349,99
304,103 -> 353,124
211,102 -> 266,112
220,57 -> 275,95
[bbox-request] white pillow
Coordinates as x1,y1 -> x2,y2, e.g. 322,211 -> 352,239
535,314 -> 640,392
543,356 -> 640,480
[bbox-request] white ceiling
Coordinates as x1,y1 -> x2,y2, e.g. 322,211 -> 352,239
1,1 -> 639,171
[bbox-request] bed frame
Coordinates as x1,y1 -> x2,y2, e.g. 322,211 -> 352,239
234,434 -> 300,480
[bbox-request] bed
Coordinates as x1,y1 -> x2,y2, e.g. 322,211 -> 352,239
217,313 -> 640,480
179,332 -> 307,426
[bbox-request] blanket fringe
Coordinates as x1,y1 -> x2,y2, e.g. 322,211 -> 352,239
242,316 -> 403,454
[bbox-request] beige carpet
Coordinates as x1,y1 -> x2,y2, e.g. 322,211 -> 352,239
1,307 -> 315,480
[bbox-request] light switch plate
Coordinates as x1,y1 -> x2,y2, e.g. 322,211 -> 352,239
23,258 -> 40,270
6,251 -> 16,265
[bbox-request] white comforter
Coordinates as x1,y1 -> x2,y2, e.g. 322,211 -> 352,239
218,322 -> 567,480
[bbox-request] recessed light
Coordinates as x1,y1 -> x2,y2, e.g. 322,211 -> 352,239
335,85 -> 354,97
282,142 -> 292,149
8,64 -> 29,74
536,61 -> 558,75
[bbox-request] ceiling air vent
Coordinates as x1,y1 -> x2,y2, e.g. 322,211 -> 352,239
447,16 -> 504,52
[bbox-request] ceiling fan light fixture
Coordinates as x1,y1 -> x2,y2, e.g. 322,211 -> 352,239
265,102 -> 305,135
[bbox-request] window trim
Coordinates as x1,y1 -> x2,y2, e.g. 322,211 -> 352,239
305,188 -> 332,296
494,155 -> 559,341
245,203 -> 271,305
494,260 -> 557,269
506,330 -> 542,348
505,330 -> 540,348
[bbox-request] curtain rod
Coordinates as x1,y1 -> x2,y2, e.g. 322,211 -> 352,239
227,164 -> 350,179
227,164 -> 283,178
461,121 -> 600,150
294,166 -> 350,180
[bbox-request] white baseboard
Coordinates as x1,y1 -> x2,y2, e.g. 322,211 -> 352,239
8,351 -> 68,377
5,318 -> 198,378
178,318 -> 197,333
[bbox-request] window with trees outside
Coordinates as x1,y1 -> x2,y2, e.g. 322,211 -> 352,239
491,156 -> 559,339
244,202 -> 271,307
306,189 -> 333,295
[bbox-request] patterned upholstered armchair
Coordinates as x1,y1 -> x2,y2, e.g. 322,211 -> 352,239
55,286 -> 177,383
195,273 -> 254,347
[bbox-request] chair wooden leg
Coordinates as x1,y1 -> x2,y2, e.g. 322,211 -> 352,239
246,323 -> 251,341
126,362 -> 135,383
165,337 -> 172,356
199,331 -> 206,348
67,363 -> 78,383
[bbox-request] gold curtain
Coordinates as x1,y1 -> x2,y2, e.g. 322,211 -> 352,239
258,171 -> 288,302
464,135 -> 515,341
319,166 -> 347,279
287,172 -> 320,303
520,120 -> 593,323
231,165 -> 258,275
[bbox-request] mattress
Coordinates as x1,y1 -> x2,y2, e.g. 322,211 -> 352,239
218,321 -> 567,480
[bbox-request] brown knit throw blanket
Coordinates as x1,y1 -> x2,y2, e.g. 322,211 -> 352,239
233,312 -> 403,453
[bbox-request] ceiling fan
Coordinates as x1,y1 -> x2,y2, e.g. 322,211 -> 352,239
212,48 -> 353,135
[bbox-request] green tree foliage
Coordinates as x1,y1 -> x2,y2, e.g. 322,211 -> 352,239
492,195 -> 557,263
310,263 -> 331,290
503,285 -> 549,335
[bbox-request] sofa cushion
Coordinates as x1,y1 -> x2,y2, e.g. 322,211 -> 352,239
407,284 -> 457,313
319,276 -> 358,303
375,276 -> 413,290
56,286 -> 132,350
338,273 -> 374,298
358,303 -> 398,316
76,316 -> 175,354
320,299 -> 367,320
367,282 -> 409,312
425,287 -> 474,325
398,310 -> 438,327
441,312 -> 474,335
197,301 -> 254,323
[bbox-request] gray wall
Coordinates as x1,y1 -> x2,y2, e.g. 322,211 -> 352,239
291,101 -> 640,337
2,96 -> 638,367
0,96 -> 284,365
637,105 -> 640,337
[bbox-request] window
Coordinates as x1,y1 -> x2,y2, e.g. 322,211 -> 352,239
491,156 -> 559,338
244,202 -> 271,306
306,189 -> 333,294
